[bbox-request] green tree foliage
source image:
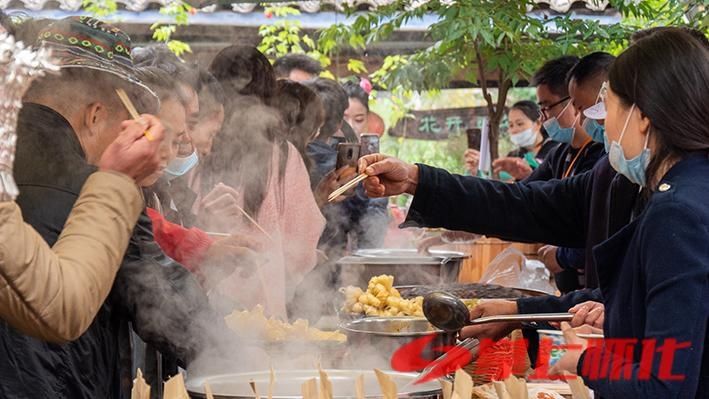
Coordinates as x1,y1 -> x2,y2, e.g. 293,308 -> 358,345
82,0 -> 194,57
318,0 -> 706,160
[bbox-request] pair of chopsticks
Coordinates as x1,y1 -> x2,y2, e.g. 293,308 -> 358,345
414,338 -> 479,384
236,203 -> 274,241
205,206 -> 273,242
115,88 -> 155,141
328,173 -> 368,202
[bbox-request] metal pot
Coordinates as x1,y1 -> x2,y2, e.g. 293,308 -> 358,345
336,249 -> 467,289
185,369 -> 441,399
339,317 -> 456,371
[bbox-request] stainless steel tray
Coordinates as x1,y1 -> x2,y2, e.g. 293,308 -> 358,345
186,369 -> 442,399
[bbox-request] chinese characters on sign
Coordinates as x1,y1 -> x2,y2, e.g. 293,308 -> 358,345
388,107 -> 490,140
391,335 -> 690,382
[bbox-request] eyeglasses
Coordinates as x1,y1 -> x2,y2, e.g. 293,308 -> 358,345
539,96 -> 570,119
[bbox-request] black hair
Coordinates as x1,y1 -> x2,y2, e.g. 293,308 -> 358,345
566,52 -> 615,87
342,78 -> 369,111
209,45 -> 276,105
204,99 -> 288,219
272,80 -> 325,171
136,66 -> 181,103
531,55 -> 580,98
631,26 -> 709,48
609,29 -> 709,188
132,44 -> 199,91
273,54 -> 323,79
302,78 -> 348,139
510,100 -> 541,123
197,69 -> 225,116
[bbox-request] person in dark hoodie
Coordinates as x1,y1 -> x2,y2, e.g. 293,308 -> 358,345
358,28 -> 709,398
6,17 -> 238,398
533,53 -> 612,293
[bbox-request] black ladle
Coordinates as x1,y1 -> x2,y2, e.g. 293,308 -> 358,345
422,291 -> 471,332
423,291 -> 574,332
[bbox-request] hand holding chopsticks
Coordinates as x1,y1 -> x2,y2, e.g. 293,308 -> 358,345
327,173 -> 368,202
357,154 -> 420,198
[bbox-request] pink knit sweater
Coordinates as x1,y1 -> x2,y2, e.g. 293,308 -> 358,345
214,142 -> 325,319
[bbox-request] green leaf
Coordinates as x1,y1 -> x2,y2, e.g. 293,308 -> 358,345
347,59 -> 368,74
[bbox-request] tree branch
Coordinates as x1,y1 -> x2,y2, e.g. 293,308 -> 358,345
473,39 -> 494,114
494,70 -> 512,121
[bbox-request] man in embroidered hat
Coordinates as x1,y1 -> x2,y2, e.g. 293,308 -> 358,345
1,16 -> 239,399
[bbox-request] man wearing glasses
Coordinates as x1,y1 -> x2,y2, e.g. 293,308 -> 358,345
529,56 -> 609,294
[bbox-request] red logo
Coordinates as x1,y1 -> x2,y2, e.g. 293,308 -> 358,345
390,336 -> 690,382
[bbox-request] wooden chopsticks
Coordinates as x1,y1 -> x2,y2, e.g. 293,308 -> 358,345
328,173 -> 368,202
115,88 -> 155,141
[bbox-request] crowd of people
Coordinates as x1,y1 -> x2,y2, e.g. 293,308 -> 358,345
0,13 -> 390,398
0,9 -> 706,399
363,27 -> 709,398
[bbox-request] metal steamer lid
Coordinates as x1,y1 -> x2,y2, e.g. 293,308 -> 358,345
337,249 -> 467,265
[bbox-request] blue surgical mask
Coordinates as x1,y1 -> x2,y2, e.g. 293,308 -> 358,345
607,104 -> 650,187
582,118 -> 606,144
545,114 -> 579,145
509,128 -> 538,148
164,150 -> 199,181
543,100 -> 576,144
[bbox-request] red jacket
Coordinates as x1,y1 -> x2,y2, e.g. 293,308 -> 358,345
146,207 -> 213,273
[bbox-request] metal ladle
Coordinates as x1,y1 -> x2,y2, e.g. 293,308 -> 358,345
423,291 -> 574,332
422,291 -> 472,332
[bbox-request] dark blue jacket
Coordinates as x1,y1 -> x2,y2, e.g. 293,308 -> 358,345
522,140 -> 606,292
404,154 -> 708,398
577,153 -> 708,398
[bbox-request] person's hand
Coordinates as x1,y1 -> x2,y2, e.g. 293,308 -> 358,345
549,322 -> 589,377
460,300 -> 520,342
358,154 -> 419,197
492,157 -> 533,181
538,245 -> 563,275
464,149 -> 480,174
313,166 -> 358,208
568,301 -> 604,329
98,115 -> 165,182
201,183 -> 241,219
198,183 -> 242,232
202,233 -> 264,284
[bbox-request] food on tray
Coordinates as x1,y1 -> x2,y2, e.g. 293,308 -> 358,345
341,275 -> 425,317
225,305 -> 346,343
342,275 -> 482,317
462,298 -> 481,310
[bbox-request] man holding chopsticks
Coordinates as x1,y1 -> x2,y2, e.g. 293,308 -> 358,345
0,17 -> 240,399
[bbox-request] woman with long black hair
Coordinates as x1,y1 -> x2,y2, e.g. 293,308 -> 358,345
357,28 -> 709,398
203,46 -> 325,319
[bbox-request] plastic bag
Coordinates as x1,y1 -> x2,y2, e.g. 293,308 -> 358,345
478,247 -> 557,295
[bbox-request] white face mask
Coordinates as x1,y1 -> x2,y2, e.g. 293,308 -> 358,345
509,128 -> 538,148
164,150 -> 199,181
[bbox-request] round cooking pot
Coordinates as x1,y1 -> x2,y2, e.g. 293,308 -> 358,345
185,369 -> 441,399
340,317 -> 456,371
